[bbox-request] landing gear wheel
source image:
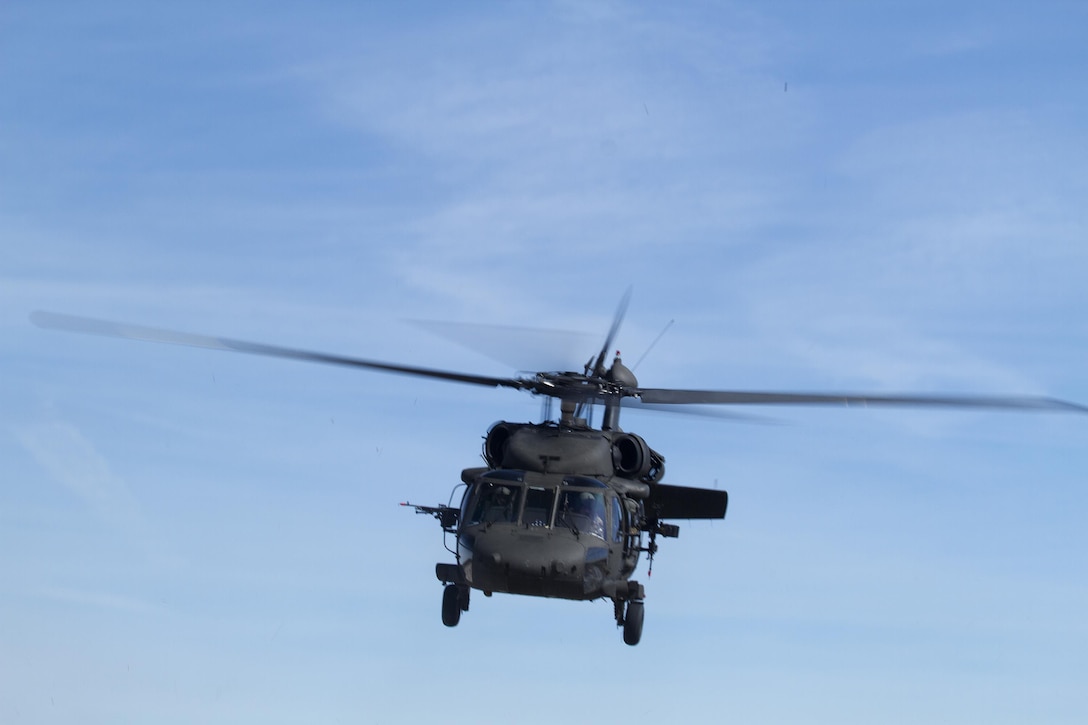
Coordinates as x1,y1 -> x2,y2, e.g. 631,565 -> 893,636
623,600 -> 644,646
442,584 -> 461,627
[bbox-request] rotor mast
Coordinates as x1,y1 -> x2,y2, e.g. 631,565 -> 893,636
602,351 -> 637,430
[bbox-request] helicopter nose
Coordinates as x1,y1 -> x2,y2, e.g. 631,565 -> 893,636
464,530 -> 601,598
471,533 -> 580,573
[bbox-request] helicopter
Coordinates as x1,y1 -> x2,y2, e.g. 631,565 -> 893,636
30,296 -> 1087,646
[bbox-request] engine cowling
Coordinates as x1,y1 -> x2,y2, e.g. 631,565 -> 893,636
611,433 -> 664,482
483,422 -> 513,468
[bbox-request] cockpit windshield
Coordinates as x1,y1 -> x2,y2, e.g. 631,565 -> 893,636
467,482 -> 522,525
556,490 -> 606,539
522,486 -> 554,528
463,477 -> 610,537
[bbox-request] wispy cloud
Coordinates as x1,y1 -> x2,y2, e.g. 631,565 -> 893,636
37,585 -> 165,615
16,421 -> 143,530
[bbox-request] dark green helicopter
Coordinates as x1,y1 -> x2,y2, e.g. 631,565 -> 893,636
31,297 -> 1087,646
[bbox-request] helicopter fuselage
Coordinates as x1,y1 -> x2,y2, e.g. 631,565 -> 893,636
455,468 -> 643,601
413,419 -> 728,644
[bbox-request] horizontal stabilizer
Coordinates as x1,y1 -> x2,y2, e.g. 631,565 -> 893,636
646,483 -> 728,520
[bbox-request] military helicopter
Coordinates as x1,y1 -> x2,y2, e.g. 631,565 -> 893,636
30,297 -> 1087,646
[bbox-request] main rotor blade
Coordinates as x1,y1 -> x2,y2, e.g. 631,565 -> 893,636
637,387 -> 1088,413
591,286 -> 632,376
408,319 -> 599,373
620,398 -> 781,424
31,311 -> 527,391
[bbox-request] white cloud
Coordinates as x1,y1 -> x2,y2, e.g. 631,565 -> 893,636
16,421 -> 142,530
37,586 -> 165,615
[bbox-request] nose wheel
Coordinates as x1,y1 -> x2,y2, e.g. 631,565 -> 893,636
613,580 -> 645,646
442,584 -> 469,627
622,600 -> 644,645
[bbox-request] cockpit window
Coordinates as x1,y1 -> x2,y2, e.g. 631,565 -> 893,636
467,482 -> 522,525
556,490 -> 606,539
522,486 -> 554,528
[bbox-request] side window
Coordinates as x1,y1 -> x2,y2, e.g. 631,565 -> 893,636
610,497 -> 623,543
459,484 -> 474,526
623,500 -> 642,554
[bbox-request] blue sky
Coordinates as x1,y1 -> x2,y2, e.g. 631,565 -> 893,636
3,2 -> 1087,722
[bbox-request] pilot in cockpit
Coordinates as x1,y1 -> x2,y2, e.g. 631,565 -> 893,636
557,490 -> 605,538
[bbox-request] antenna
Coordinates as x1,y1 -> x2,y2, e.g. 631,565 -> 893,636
632,319 -> 674,371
